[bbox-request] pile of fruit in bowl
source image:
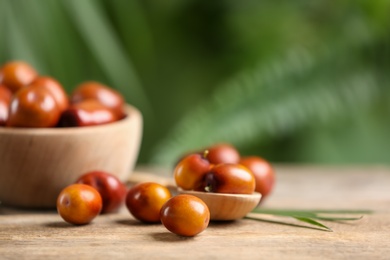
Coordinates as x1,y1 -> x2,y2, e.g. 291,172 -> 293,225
0,60 -> 126,128
0,61 -> 142,208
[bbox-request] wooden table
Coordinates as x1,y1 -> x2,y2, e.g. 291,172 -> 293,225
1,165 -> 389,259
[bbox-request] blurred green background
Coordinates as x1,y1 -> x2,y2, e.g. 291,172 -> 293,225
1,0 -> 389,166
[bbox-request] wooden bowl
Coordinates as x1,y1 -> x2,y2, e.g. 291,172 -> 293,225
0,104 -> 142,208
179,189 -> 261,221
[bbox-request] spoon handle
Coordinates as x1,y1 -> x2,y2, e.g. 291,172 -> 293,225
127,171 -> 176,189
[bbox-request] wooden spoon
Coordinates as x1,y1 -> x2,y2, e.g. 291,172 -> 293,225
178,189 -> 261,221
128,172 -> 261,221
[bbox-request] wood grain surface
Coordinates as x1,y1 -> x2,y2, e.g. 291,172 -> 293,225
1,165 -> 389,259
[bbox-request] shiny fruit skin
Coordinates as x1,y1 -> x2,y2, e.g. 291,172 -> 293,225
70,81 -> 125,118
7,85 -> 61,127
198,164 -> 255,194
59,100 -> 118,127
206,143 -> 240,164
160,194 -> 210,237
30,76 -> 69,112
239,156 -> 275,198
174,153 -> 211,190
0,85 -> 12,126
126,182 -> 172,223
57,184 -> 102,225
76,171 -> 127,214
0,61 -> 38,93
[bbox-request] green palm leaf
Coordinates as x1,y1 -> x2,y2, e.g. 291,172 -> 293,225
247,208 -> 369,231
293,217 -> 333,232
61,0 -> 152,115
150,48 -> 380,165
1,0 -> 43,70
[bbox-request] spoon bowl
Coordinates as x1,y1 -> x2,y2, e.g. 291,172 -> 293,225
178,189 -> 261,221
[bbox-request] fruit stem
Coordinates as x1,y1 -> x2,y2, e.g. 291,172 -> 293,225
203,150 -> 209,159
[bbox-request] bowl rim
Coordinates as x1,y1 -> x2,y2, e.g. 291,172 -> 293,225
0,104 -> 141,135
178,188 -> 262,200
